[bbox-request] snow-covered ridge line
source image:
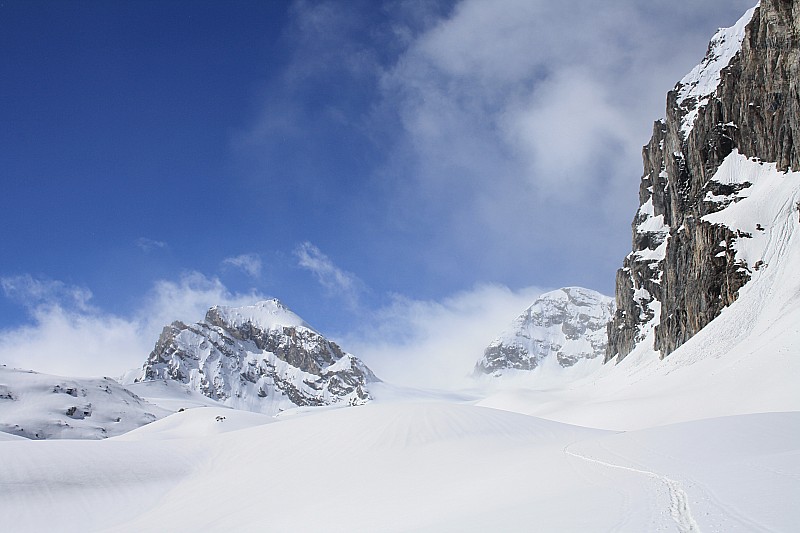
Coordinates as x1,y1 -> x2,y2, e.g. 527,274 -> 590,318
676,5 -> 757,137
207,298 -> 315,333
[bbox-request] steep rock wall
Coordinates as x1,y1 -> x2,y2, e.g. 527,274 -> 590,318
607,0 -> 799,361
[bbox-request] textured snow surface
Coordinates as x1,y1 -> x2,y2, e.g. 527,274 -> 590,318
0,401 -> 796,532
0,366 -> 169,440
676,6 -> 756,137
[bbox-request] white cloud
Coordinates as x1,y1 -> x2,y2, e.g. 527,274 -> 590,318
222,254 -> 262,278
371,0 -> 756,285
0,271 -> 539,391
340,283 -> 543,390
0,306 -> 142,379
0,272 -> 267,378
1,274 -> 93,312
135,237 -> 168,253
295,242 -> 363,308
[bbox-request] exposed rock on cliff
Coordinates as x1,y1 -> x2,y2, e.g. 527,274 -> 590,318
607,0 -> 800,361
137,299 -> 379,415
476,287 -> 614,376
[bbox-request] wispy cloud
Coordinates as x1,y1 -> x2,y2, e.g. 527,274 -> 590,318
232,0 -> 754,296
368,0 -> 756,289
222,254 -> 262,278
0,269 -> 539,390
294,242 -> 363,308
0,272 -> 266,378
1,274 -> 93,313
340,283 -> 543,390
135,237 -> 168,253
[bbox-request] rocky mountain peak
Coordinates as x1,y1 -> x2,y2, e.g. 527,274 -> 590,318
476,287 -> 614,376
205,298 -> 313,333
137,300 -> 379,415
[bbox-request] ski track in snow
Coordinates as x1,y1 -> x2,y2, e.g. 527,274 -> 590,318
564,443 -> 701,533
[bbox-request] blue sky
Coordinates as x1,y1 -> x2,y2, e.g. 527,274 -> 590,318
0,0 -> 754,384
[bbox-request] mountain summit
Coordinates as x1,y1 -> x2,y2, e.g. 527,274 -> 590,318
476,287 -> 614,377
137,299 -> 379,415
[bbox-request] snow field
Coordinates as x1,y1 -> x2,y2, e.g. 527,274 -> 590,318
1,401 -> 798,532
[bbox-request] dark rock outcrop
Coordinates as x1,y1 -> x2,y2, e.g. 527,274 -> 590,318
607,0 -> 799,361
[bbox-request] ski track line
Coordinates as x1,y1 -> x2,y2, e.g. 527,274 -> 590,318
564,444 -> 701,533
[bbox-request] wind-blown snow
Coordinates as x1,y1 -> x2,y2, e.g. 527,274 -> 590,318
208,298 -> 313,332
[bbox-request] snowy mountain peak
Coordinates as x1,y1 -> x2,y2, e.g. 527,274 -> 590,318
476,287 -> 614,377
138,301 -> 379,415
205,298 -> 315,333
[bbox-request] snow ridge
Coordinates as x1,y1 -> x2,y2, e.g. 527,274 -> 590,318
208,298 -> 314,333
675,6 -> 757,137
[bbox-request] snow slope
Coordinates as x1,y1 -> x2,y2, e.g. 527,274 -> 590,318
124,379 -> 229,412
0,402 -> 796,532
0,366 -> 169,440
675,5 -> 756,137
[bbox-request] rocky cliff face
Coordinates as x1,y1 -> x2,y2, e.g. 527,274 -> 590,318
476,287 -> 614,376
607,0 -> 800,361
137,299 -> 379,415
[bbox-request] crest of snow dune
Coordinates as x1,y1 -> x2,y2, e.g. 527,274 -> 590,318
476,287 -> 614,377
675,5 -> 756,137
